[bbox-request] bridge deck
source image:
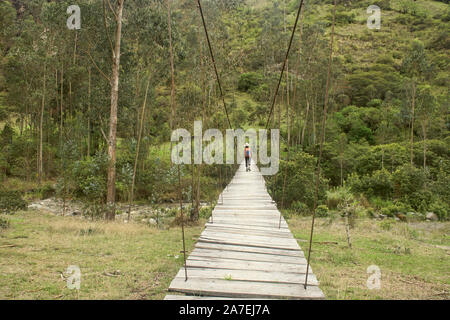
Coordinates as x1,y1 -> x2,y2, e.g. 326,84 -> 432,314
165,161 -> 325,300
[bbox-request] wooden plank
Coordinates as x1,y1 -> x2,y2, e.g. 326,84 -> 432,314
190,248 -> 305,264
205,222 -> 291,233
195,242 -> 304,257
202,227 -> 293,239
165,161 -> 324,300
169,277 -> 325,299
199,232 -> 299,247
164,295 -> 265,300
198,236 -> 299,250
205,225 -> 292,238
208,219 -> 288,229
174,268 -> 319,286
186,257 -> 308,272
197,237 -> 299,251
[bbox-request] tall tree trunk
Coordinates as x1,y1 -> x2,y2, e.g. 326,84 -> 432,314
311,96 -> 316,145
293,5 -> 304,147
87,68 -> 91,157
55,69 -> 58,131
301,93 -> 310,146
344,210 -> 352,248
286,65 -> 290,148
60,63 -> 64,142
38,61 -> 47,185
106,0 -> 125,220
168,0 -> 176,150
128,78 -> 151,221
422,120 -> 427,169
410,80 -> 415,166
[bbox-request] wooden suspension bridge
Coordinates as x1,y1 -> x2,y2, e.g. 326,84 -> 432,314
165,160 -> 325,300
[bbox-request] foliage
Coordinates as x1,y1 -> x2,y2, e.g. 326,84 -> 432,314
347,169 -> 393,199
0,190 -> 27,214
316,205 -> 329,218
0,0 -> 447,224
237,72 -> 262,92
72,153 -> 107,199
267,151 -> 328,210
0,216 -> 9,230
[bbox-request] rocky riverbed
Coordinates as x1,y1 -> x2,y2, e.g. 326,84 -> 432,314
28,198 -> 210,225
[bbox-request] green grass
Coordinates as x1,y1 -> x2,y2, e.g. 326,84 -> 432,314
0,210 -> 204,299
288,216 -> 450,299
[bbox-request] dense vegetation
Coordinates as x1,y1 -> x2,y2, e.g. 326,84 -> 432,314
0,0 -> 448,221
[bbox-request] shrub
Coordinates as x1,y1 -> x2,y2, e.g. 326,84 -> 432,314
0,190 -> 27,214
326,187 -> 353,209
379,220 -> 393,231
40,183 -> 56,200
316,205 -> 329,218
373,0 -> 391,10
329,11 -> 356,25
428,201 -> 449,221
72,152 -> 108,201
392,164 -> 428,209
268,152 -> 328,209
0,216 -> 10,230
199,206 -> 212,219
292,201 -> 309,215
380,201 -> 412,217
237,72 -> 262,92
348,169 -> 393,199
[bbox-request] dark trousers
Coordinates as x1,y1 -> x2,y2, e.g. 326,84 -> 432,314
245,157 -> 250,168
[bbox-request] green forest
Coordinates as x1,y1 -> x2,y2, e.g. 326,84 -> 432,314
0,0 -> 448,221
0,0 -> 448,300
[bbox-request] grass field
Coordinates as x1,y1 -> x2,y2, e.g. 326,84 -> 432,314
288,216 -> 450,300
0,210 -> 448,299
0,210 -> 204,300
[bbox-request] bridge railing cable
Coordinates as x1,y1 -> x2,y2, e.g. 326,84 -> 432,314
264,0 -> 305,130
197,0 -> 233,130
304,0 -> 337,289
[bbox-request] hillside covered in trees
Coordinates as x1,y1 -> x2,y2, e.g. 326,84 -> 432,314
0,0 -> 448,223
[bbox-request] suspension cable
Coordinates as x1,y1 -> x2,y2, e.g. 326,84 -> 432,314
167,0 -> 187,281
304,0 -> 337,289
197,0 -> 233,130
265,0 -> 305,130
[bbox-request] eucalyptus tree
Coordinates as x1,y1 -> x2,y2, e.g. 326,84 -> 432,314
401,39 -> 429,166
415,85 -> 437,170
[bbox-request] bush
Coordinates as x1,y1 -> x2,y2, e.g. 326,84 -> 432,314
237,72 -> 262,92
199,206 -> 212,219
72,152 -> 108,201
379,220 -> 393,231
372,0 -> 391,10
428,201 -> 449,221
329,11 -> 356,25
40,183 -> 56,200
268,152 -> 328,209
392,164 -> 428,209
380,201 -> 412,217
0,216 -> 10,230
291,201 -> 309,215
316,205 -> 329,217
0,190 -> 27,214
348,169 -> 393,199
326,187 -> 353,209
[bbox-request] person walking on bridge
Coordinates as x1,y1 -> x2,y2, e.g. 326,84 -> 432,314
244,143 -> 251,172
